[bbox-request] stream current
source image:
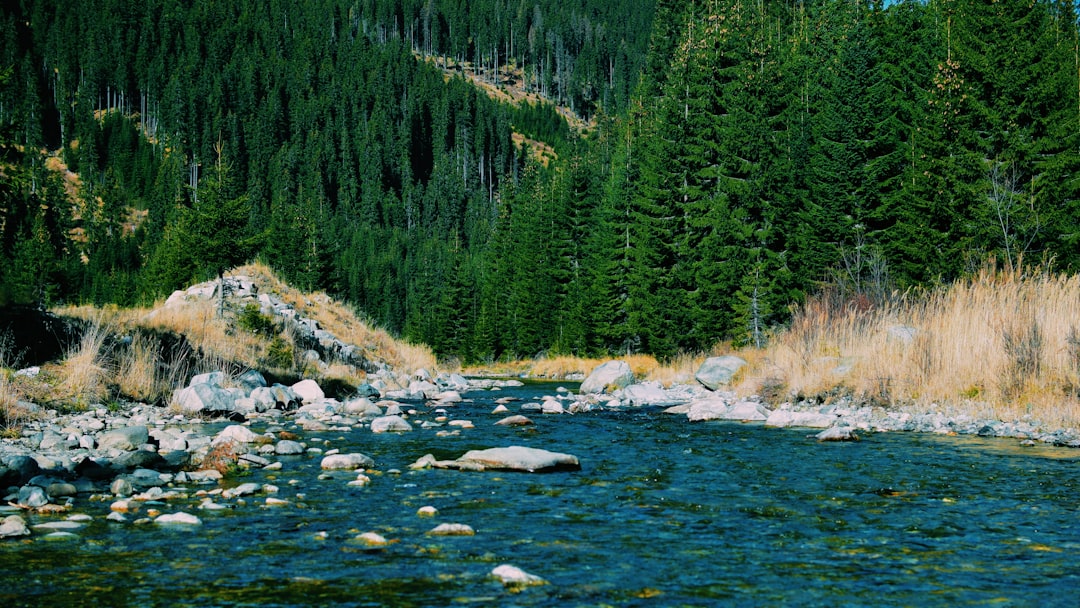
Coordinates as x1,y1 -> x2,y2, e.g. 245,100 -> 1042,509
2,381 -> 1080,606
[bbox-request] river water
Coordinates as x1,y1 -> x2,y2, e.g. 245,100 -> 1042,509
3,381 -> 1080,606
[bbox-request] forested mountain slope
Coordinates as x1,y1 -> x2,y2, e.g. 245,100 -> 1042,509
2,0 -> 1079,363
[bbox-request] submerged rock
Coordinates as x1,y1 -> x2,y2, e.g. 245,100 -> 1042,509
494,415 -> 534,427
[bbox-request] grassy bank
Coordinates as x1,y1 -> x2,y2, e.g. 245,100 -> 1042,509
469,267 -> 1080,429
0,263 -> 436,432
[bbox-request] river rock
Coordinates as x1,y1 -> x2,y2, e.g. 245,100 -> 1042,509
580,360 -> 635,394
320,453 -> 374,470
275,440 -> 305,455
452,446 -> 581,472
765,410 -> 837,429
0,455 -> 41,487
291,379 -> 325,403
235,369 -> 268,393
370,415 -> 413,433
172,383 -> 239,415
816,426 -> 860,442
110,478 -> 133,496
695,356 -> 747,390
491,564 -> 547,588
688,399 -> 770,422
541,399 -> 565,414
354,383 -> 381,399
190,371 -> 225,387
355,531 -> 390,546
621,382 -> 671,406
111,450 -> 167,471
215,424 -> 259,444
427,523 -> 475,536
343,398 -> 381,419
155,512 -> 202,525
98,426 -> 150,452
0,515 -> 30,538
17,485 -> 48,508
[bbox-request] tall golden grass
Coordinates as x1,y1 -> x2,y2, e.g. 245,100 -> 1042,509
747,267 -> 1080,428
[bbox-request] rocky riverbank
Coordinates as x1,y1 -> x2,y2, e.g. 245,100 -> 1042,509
5,352 -> 1078,541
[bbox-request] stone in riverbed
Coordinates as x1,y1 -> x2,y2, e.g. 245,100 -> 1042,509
98,426 -> 150,452
320,453 -> 375,470
275,440 -> 305,455
370,415 -> 413,433
155,512 -> 202,525
495,415 -> 534,427
291,379 -> 325,403
0,515 -> 30,538
687,399 -> 770,422
172,384 -> 239,415
426,523 -> 475,536
491,564 -> 547,588
215,424 -> 259,444
355,531 -> 391,546
816,426 -> 860,442
579,360 -> 635,394
17,485 -> 48,509
452,446 -> 580,473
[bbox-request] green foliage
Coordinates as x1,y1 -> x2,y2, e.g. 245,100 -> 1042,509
5,0 -> 1080,365
237,304 -> 277,337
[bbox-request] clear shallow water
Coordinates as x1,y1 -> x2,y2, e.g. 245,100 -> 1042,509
3,382 -> 1080,606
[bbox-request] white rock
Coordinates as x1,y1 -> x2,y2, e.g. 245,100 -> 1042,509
370,415 -> 413,434
291,379 -> 325,403
695,356 -> 748,390
491,564 -> 547,588
417,506 -> 438,517
765,410 -> 837,429
580,360 -> 635,394
320,453 -> 374,470
155,512 -> 202,525
0,515 -> 30,538
426,523 -> 475,536
215,424 -> 259,444
355,531 -> 390,546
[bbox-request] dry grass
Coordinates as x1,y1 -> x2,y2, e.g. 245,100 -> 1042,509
45,316 -> 111,409
744,266 -> 1080,428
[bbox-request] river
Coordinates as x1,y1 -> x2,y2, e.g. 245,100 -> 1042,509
2,381 -> 1079,606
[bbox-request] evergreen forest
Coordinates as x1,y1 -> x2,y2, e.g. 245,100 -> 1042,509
2,0 -> 1080,363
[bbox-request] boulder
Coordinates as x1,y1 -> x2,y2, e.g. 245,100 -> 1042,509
343,398 -> 382,419
453,446 -> 580,472
98,426 -> 150,452
172,383 -> 239,415
111,450 -> 167,471
235,370 -> 268,394
370,415 -> 413,433
765,410 -> 838,429
695,356 -> 747,390
189,371 -> 225,387
579,360 -> 635,394
275,440 -> 304,455
0,455 -> 41,487
214,425 -> 259,444
17,485 -> 49,508
291,379 -> 325,403
354,383 -> 381,399
320,453 -> 375,470
621,382 -> 671,406
0,515 -> 31,539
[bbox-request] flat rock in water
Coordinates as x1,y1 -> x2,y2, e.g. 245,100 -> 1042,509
688,399 -> 770,422
491,564 -> 547,588
494,415 -> 534,427
321,453 -> 375,470
426,523 -> 475,536
816,427 -> 860,442
453,446 -> 580,473
155,512 -> 202,525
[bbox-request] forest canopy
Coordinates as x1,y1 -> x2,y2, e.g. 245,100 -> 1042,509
1,0 -> 1079,362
